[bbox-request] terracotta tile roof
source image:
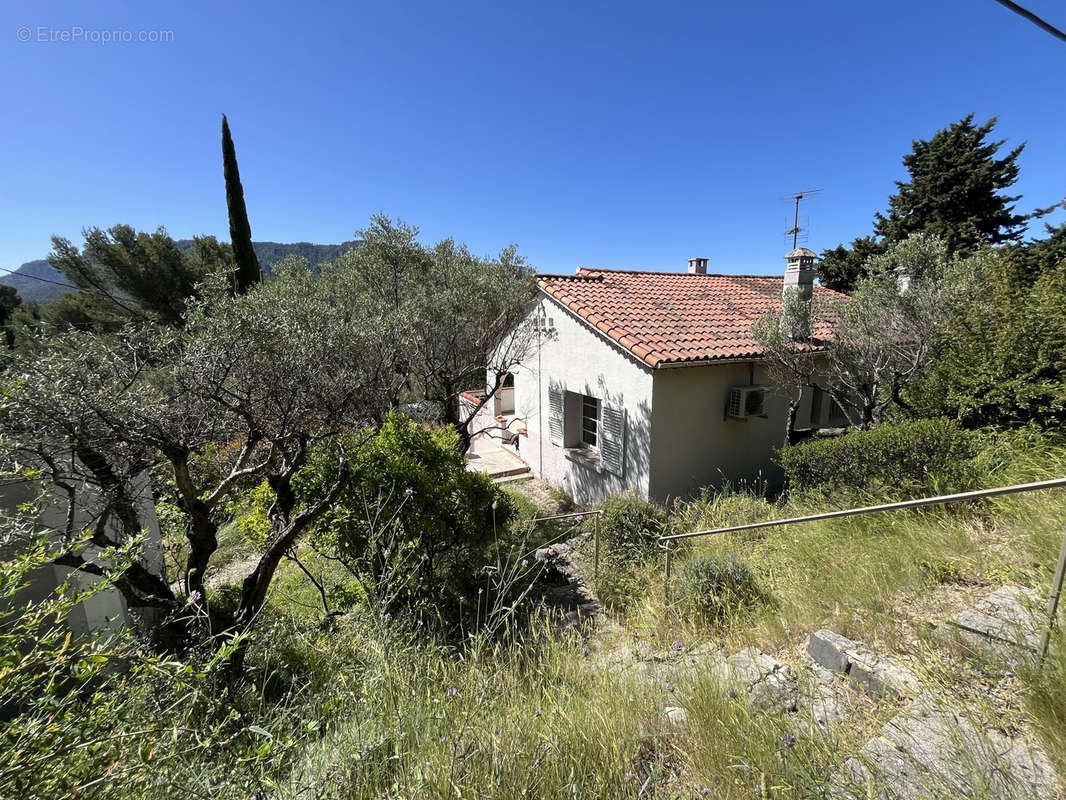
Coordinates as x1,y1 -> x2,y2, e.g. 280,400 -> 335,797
537,267 -> 842,368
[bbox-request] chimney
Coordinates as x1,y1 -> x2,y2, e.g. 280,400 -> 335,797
687,257 -> 708,274
782,247 -> 817,339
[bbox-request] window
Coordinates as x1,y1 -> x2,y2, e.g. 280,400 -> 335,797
581,394 -> 600,448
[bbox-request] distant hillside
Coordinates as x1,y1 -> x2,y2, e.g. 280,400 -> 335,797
0,240 -> 358,305
0,260 -> 68,305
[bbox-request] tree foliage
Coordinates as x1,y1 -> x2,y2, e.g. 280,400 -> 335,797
0,259 -> 401,632
754,235 -> 952,437
296,412 -> 516,622
905,243 -> 1066,428
332,215 -> 538,452
47,225 -> 232,328
819,115 -> 1025,292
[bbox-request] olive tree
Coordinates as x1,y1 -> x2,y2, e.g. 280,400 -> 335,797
753,234 -> 951,442
0,258 -> 400,631
335,216 -> 539,452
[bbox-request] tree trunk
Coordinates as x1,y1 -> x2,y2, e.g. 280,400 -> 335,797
73,444 -> 178,609
184,505 -> 219,600
782,388 -> 801,449
231,465 -> 351,633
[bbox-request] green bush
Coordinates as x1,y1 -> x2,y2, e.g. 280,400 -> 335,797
597,494 -> 669,563
296,412 -> 518,626
676,554 -> 762,622
779,417 -> 980,497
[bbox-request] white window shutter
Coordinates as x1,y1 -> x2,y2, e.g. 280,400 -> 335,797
548,386 -> 564,446
600,403 -> 626,477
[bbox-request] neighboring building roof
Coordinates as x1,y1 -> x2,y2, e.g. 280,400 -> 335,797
537,267 -> 842,368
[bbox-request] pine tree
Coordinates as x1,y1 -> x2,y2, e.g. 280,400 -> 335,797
873,114 -> 1025,255
222,115 -> 261,292
819,115 -> 1025,291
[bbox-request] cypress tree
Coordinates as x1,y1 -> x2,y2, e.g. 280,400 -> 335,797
222,115 -> 261,292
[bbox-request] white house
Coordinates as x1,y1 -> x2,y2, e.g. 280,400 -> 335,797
467,249 -> 846,504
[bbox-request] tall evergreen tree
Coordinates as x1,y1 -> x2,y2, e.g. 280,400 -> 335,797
819,115 -> 1025,292
874,115 -> 1025,253
222,115 -> 261,292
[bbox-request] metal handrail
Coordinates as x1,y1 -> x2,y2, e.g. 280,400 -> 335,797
530,509 -> 603,578
656,476 -> 1066,666
659,477 -> 1066,542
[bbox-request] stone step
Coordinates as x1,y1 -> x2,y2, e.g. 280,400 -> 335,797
808,629 -> 921,699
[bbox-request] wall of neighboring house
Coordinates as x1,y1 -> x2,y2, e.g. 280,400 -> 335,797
647,361 -> 817,502
0,468 -> 166,639
510,295 -> 654,505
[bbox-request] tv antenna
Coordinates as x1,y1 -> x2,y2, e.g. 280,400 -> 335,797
782,189 -> 822,249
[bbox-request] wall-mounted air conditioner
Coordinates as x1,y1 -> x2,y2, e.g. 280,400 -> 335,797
726,385 -> 767,420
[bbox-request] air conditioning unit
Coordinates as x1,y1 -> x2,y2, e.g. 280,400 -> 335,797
726,385 -> 766,419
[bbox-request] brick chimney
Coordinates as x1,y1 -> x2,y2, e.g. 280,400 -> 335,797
783,247 -> 816,339
687,257 -> 708,274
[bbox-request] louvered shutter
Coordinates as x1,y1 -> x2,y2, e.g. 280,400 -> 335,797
548,386 -> 564,446
600,403 -> 626,477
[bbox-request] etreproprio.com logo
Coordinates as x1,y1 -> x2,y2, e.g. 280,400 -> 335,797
16,25 -> 175,44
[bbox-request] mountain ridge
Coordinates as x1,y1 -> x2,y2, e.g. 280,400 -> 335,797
0,240 -> 357,304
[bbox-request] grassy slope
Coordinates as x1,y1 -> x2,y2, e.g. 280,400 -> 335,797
145,433 -> 1066,799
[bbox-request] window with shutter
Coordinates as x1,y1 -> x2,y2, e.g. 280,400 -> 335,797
548,386 -> 564,446
599,403 -> 626,477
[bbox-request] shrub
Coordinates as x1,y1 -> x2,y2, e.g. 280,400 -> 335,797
597,494 -> 669,564
676,554 -> 762,622
779,417 -> 980,497
296,412 -> 518,625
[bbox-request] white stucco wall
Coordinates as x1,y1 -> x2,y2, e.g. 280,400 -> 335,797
648,362 -> 814,502
510,295 -> 655,505
0,468 -> 166,638
496,291 -> 828,506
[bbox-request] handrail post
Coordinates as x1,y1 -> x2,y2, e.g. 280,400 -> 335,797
663,541 -> 673,601
593,513 -> 600,580
1038,522 -> 1066,668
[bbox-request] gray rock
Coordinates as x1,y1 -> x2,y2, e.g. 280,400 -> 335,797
710,647 -> 798,712
831,698 -> 1058,800
807,630 -> 920,700
844,646 -> 921,700
809,629 -> 856,673
807,684 -> 843,735
662,706 -> 689,726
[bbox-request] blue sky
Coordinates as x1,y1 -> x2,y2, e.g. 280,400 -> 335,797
2,0 -> 1064,276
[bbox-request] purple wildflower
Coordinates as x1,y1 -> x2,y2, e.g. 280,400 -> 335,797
582,645 -> 591,657
666,682 -> 675,693
521,559 -> 529,568
672,640 -> 684,652
727,687 -> 739,699
780,732 -> 796,748
575,514 -> 585,522
446,688 -> 458,697
186,590 -> 203,606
